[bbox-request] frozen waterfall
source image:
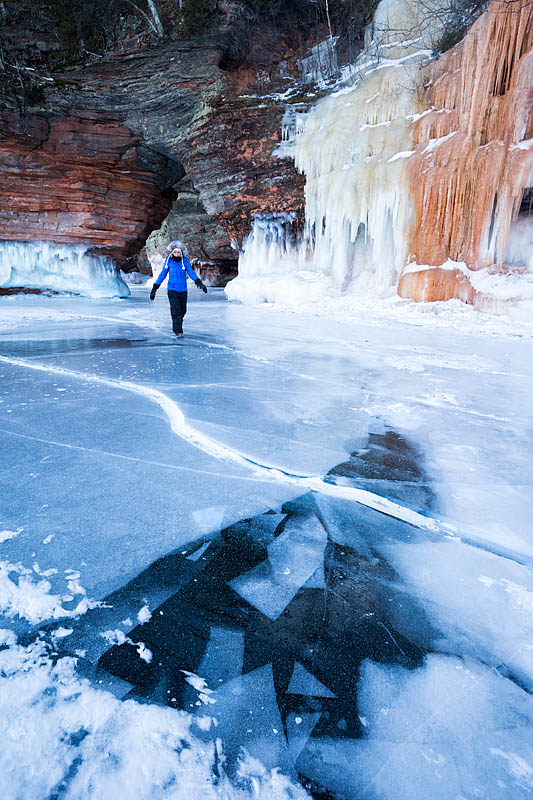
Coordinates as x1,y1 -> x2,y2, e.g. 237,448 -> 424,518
227,0 -> 533,310
228,56 -> 425,303
227,0 -> 455,305
225,213 -> 339,305
0,241 -> 130,298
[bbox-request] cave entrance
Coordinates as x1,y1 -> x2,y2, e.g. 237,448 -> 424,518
519,187 -> 533,216
127,165 -> 239,287
503,187 -> 533,268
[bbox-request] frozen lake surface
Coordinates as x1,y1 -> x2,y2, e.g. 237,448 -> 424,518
1,288 -> 532,799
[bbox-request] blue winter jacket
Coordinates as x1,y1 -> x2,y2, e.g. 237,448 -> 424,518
156,255 -> 200,292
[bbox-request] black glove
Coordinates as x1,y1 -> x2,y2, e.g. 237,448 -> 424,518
150,283 -> 160,301
195,278 -> 208,294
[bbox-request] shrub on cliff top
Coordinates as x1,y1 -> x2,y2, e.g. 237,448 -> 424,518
50,0 -> 123,62
179,0 -> 216,36
246,0 -> 315,20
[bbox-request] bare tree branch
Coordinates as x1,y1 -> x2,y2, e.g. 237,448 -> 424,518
121,0 -> 164,37
146,0 -> 164,37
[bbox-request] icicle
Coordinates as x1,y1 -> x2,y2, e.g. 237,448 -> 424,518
279,108 -> 307,146
225,213 -> 331,305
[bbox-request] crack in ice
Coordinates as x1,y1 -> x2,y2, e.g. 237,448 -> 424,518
0,354 -> 463,538
0,426 -> 282,485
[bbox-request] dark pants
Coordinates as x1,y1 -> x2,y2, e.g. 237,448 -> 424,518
168,290 -> 187,334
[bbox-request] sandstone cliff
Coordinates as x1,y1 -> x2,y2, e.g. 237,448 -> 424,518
0,2 -> 324,282
2,0 -> 529,305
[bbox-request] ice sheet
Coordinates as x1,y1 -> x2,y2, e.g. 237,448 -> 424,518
382,538 -> 533,688
297,655 -> 533,799
229,512 -> 327,619
1,284 -> 533,799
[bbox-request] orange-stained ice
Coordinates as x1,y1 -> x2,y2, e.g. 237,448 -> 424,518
401,0 -> 533,305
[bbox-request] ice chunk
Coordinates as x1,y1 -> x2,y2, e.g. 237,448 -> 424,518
181,671 -> 216,705
313,494 -> 376,558
186,542 -> 212,562
198,663 -> 291,774
0,528 -> 23,543
0,630 -> 17,647
52,627 -> 73,639
286,712 -> 322,764
100,629 -> 152,665
137,604 -> 152,624
304,566 -> 325,589
136,642 -> 152,663
0,559 -> 101,625
192,507 -> 226,536
287,663 -> 336,698
197,626 -> 245,685
247,514 -> 287,548
229,513 -> 327,619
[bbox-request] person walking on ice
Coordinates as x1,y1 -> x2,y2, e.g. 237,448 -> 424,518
150,244 -> 207,337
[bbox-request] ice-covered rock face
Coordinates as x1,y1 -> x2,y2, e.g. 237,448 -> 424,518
293,62 -> 422,296
0,241 -> 130,298
227,0 -> 445,303
228,0 -> 533,310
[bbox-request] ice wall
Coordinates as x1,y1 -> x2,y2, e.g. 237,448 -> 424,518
292,62 -> 422,295
229,0 -> 452,302
0,241 -> 130,298
228,0 -> 533,308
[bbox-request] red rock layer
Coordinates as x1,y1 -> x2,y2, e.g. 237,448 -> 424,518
0,25 -> 307,270
398,268 -> 474,304
0,111 -> 176,263
400,0 -> 533,304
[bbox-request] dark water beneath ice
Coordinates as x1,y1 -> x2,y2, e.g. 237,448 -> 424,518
42,429 -> 438,798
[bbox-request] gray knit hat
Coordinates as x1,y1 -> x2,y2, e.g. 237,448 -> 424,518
167,240 -> 189,256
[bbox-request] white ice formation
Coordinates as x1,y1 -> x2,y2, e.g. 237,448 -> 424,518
0,241 -> 130,298
227,0 -> 453,304
227,0 -> 533,308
